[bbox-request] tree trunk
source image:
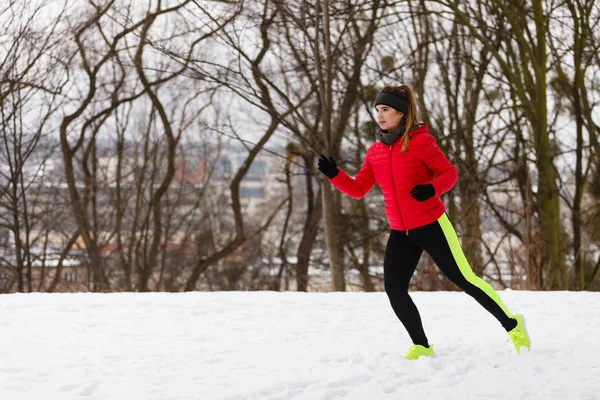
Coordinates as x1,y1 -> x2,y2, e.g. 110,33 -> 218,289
322,182 -> 345,291
356,199 -> 375,292
459,175 -> 485,276
530,0 -> 565,288
296,194 -> 323,292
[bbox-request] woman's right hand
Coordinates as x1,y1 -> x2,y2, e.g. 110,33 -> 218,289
317,155 -> 339,179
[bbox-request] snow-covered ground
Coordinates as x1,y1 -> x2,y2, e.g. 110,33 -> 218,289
1,291 -> 598,400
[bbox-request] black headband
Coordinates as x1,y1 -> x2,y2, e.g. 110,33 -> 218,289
374,92 -> 408,113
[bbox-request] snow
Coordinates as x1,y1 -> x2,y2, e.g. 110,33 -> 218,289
1,290 -> 599,400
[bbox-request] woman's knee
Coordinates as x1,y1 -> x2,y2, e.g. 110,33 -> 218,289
384,280 -> 409,298
447,275 -> 472,292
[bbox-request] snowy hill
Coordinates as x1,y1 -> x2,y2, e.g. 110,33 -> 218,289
1,291 -> 599,400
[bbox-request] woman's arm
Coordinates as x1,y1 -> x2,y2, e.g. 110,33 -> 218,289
418,134 -> 457,196
328,153 -> 376,199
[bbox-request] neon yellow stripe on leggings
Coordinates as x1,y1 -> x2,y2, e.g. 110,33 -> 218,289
437,213 -> 514,318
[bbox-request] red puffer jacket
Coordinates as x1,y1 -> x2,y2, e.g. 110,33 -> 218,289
329,124 -> 457,232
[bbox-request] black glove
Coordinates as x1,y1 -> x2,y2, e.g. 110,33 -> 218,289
317,155 -> 339,179
410,184 -> 435,202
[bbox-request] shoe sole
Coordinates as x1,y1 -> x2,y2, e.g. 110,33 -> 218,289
516,313 -> 531,352
405,352 -> 434,360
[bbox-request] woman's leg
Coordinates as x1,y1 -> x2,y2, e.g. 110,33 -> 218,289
412,214 -> 517,331
384,229 -> 429,346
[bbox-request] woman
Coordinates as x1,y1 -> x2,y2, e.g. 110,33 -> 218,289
317,84 -> 530,360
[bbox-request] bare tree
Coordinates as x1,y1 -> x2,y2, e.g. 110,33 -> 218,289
53,0 -> 236,291
0,0 -> 68,292
196,0 -> 388,291
548,0 -> 600,289
427,0 -> 566,288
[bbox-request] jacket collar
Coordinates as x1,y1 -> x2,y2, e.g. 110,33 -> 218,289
377,123 -> 427,144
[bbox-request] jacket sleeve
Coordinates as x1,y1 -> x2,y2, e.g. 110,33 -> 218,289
328,151 -> 376,199
419,134 -> 457,196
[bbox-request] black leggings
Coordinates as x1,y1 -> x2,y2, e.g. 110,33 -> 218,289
384,213 -> 516,347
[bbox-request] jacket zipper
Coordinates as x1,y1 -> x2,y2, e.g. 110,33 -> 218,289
389,144 -> 408,235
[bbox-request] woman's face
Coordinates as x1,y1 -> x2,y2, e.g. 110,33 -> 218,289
375,105 -> 404,131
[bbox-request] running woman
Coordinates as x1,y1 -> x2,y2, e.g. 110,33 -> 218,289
317,84 -> 531,360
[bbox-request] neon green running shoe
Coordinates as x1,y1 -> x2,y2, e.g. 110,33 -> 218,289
507,314 -> 531,354
404,344 -> 434,360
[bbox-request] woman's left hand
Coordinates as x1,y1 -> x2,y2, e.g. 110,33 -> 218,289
410,184 -> 435,202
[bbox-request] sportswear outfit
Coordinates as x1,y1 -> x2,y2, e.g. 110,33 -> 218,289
326,123 -> 519,350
